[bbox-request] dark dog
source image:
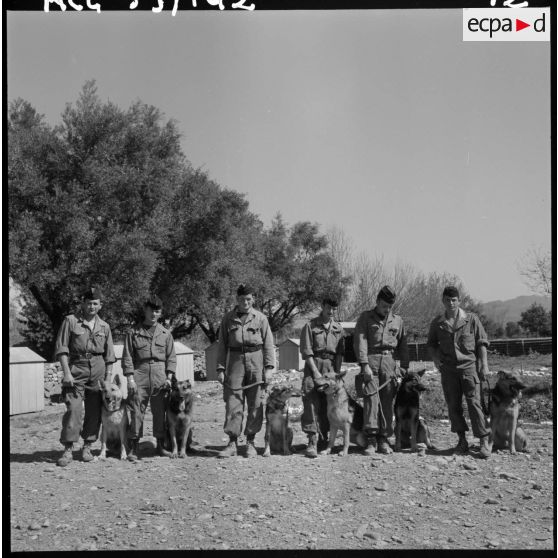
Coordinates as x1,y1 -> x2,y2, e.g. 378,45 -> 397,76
489,370 -> 529,454
99,375 -> 129,460
318,372 -> 367,457
394,369 -> 436,452
263,384 -> 301,457
162,377 -> 194,458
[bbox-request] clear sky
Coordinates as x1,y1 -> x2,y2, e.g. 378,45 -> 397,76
7,9 -> 551,303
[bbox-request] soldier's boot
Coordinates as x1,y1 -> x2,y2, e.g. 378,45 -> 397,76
478,435 -> 491,459
57,443 -> 74,467
305,434 -> 318,458
362,435 -> 377,456
377,436 -> 393,454
245,436 -> 257,459
127,439 -> 139,462
81,442 -> 94,462
453,433 -> 469,455
217,438 -> 238,458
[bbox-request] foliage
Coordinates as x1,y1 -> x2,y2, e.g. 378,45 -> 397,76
505,321 -> 521,338
518,246 -> 552,296
518,303 -> 552,337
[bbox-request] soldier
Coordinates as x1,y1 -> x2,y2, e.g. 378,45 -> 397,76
426,286 -> 491,458
122,295 -> 176,461
55,286 -> 116,467
353,286 -> 409,455
299,297 -> 345,458
216,284 -> 275,458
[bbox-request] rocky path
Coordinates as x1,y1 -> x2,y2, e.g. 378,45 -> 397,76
10,381 -> 554,551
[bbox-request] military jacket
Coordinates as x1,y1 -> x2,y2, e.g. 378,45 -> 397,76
299,317 -> 345,360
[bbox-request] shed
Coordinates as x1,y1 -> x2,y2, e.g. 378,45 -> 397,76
204,341 -> 220,381
278,338 -> 305,371
112,341 -> 195,398
10,347 -> 45,415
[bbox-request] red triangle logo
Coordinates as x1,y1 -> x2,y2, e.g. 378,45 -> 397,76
516,18 -> 530,31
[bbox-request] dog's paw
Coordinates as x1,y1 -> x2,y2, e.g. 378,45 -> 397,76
99,452 -> 107,460
178,452 -> 186,458
338,450 -> 348,457
319,449 -> 331,455
394,444 -> 402,452
120,454 -> 127,460
170,452 -> 178,459
262,450 -> 271,458
282,449 -> 292,456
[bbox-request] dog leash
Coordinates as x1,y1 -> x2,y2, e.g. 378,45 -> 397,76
223,380 -> 265,392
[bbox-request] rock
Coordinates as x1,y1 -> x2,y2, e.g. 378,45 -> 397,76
355,523 -> 368,538
127,522 -> 137,529
391,535 -> 403,543
374,483 -> 388,491
42,520 -> 50,528
522,494 -> 534,500
28,523 -> 41,531
463,462 -> 478,471
532,483 -> 543,490
363,532 -> 377,540
485,498 -> 498,505
198,513 -> 213,521
499,472 -> 520,480
425,465 -> 439,473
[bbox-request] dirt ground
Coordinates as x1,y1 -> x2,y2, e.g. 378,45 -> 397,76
9,378 -> 555,552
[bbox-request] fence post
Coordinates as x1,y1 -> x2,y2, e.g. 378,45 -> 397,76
521,338 -> 525,356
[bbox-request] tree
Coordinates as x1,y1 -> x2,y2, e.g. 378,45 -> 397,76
505,321 -> 521,338
518,246 -> 552,296
519,303 -> 552,337
9,82 -> 186,355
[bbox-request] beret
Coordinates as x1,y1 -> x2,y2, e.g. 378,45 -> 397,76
377,285 -> 396,304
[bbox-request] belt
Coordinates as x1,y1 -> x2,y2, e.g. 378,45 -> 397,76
369,349 -> 394,356
70,352 -> 103,360
313,350 -> 336,360
137,358 -> 164,364
229,345 -> 263,353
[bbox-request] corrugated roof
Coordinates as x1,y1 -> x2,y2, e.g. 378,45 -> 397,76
9,347 -> 46,364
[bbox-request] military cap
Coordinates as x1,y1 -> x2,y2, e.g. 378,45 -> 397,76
442,286 -> 460,298
377,285 -> 396,304
237,284 -> 255,296
322,297 -> 339,308
81,286 -> 104,301
144,295 -> 163,309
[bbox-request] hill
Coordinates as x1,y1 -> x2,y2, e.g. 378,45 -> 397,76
481,295 -> 552,325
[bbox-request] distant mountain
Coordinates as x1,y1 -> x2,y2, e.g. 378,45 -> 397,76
481,295 -> 552,325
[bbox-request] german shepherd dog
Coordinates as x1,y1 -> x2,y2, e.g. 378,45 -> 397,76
262,384 -> 301,457
99,375 -> 129,460
318,371 -> 368,457
162,377 -> 194,458
394,369 -> 436,452
488,370 -> 529,454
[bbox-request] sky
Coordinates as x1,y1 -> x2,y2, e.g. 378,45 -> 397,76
7,9 -> 552,303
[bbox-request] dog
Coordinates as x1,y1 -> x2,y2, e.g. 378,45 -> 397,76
318,371 -> 368,457
262,384 -> 301,457
99,375 -> 129,460
488,370 -> 529,454
162,377 -> 195,458
394,369 -> 436,453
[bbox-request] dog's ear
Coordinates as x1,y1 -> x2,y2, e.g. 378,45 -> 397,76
336,369 -> 347,379
417,368 -> 426,377
98,379 -> 105,391
113,374 -> 121,387
171,374 -> 178,389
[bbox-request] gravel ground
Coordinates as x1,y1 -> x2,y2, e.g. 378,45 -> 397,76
10,379 -> 554,552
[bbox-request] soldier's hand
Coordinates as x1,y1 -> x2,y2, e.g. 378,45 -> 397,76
127,376 -> 137,394
62,374 -> 74,387
217,371 -> 225,385
361,365 -> 374,382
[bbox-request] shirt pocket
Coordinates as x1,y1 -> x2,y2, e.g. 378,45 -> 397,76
91,330 -> 106,353
367,323 -> 383,344
133,335 -> 151,359
459,331 -> 476,352
311,327 -> 326,350
245,326 -> 263,346
153,336 -> 167,359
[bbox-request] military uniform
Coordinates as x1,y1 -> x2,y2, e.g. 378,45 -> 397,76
217,308 -> 275,439
55,313 -> 116,444
122,322 -> 176,441
299,317 -> 345,441
353,309 -> 409,438
426,309 -> 490,438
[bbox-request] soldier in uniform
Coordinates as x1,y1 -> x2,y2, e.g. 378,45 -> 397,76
122,295 -> 176,461
426,286 -> 491,458
216,284 -> 275,458
353,286 -> 409,455
55,286 -> 116,467
299,297 -> 345,458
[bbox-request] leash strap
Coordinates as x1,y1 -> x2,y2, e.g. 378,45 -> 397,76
223,380 -> 265,392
